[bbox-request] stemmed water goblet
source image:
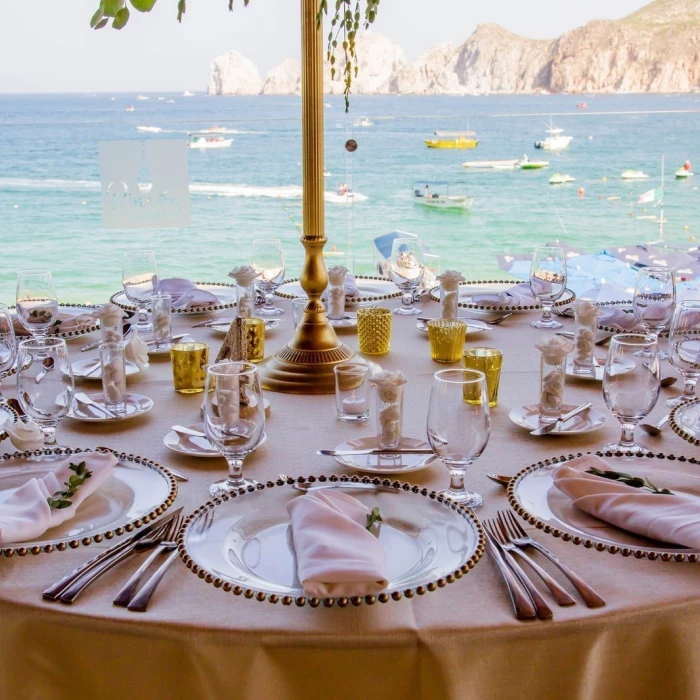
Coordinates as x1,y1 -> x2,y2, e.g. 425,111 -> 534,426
251,239 -> 286,316
602,334 -> 660,454
633,266 -> 675,360
667,301 -> 700,408
17,337 -> 75,460
388,237 -> 425,315
0,305 -> 17,404
122,251 -> 159,333
16,269 -> 59,342
427,368 -> 491,508
530,247 -> 567,329
203,361 -> 266,496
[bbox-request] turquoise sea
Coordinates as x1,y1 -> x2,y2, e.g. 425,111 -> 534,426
1,92 -> 700,303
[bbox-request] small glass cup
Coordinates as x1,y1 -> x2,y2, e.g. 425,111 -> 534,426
327,274 -> 346,321
428,319 -> 467,363
171,342 -> 209,394
100,342 -> 127,415
245,317 -> 265,363
572,311 -> 597,375
292,297 -> 308,326
357,307 -> 392,355
100,318 -> 124,345
539,354 -> 566,424
375,383 -> 404,449
151,293 -> 172,350
334,363 -> 371,422
463,347 -> 503,407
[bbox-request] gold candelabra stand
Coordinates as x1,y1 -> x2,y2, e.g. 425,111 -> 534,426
259,0 -> 358,394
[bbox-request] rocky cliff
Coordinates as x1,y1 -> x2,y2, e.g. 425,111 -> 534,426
209,0 -> 700,95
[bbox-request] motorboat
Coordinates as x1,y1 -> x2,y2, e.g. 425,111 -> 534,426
354,116 -> 373,127
188,135 -> 233,149
462,159 -> 518,170
534,120 -> 573,151
518,156 -> 549,170
413,182 -> 475,211
621,170 -> 650,180
426,131 -> 478,149
549,173 -> 576,185
125,105 -> 135,112
136,126 -> 162,133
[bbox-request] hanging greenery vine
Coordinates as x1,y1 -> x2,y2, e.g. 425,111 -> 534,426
89,0 -> 381,111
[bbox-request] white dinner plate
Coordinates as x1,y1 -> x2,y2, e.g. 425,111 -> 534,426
163,423 -> 268,458
509,403 -> 607,435
416,318 -> 490,335
208,319 -> 280,336
275,276 -> 401,305
565,357 -> 604,381
327,437 -> 438,474
67,392 -> 154,422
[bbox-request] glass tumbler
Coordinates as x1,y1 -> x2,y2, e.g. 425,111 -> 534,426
539,354 -> 566,424
100,342 -> 127,415
334,363 -> 371,422
171,342 -> 209,394
462,347 -> 503,407
151,293 -> 172,350
357,308 -> 392,355
428,319 -> 467,362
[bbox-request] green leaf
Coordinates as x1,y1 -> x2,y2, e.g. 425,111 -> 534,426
103,0 -> 124,17
94,17 -> 109,29
90,7 -> 105,28
113,7 -> 130,29
177,0 -> 186,22
129,0 -> 157,11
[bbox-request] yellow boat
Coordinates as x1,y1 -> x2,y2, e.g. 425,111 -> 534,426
425,136 -> 479,149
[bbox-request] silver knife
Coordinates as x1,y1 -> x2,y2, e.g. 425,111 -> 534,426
191,318 -> 234,328
74,392 -> 117,419
530,402 -> 593,436
318,448 -> 434,456
172,424 -> 206,438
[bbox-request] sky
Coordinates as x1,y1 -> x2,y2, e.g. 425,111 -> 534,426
0,0 -> 650,93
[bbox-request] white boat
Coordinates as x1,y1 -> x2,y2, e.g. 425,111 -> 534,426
621,169 -> 650,180
183,91 -> 195,97
549,173 -> 576,185
136,95 -> 149,101
413,182 -> 475,211
324,169 -> 331,177
534,120 -> 573,151
136,126 -> 162,133
354,116 -> 373,127
157,97 -> 165,101
188,136 -> 233,150
125,105 -> 135,112
518,157 -> 549,170
463,159 -> 518,170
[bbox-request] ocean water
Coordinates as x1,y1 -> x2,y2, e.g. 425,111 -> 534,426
1,92 -> 700,303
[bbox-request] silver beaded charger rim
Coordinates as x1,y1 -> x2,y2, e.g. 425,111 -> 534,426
177,473 -> 486,609
273,276 -> 402,303
507,450 -> 700,562
11,303 -> 100,340
109,282 -> 237,315
0,403 -> 19,441
669,399 -> 700,447
427,280 -> 576,312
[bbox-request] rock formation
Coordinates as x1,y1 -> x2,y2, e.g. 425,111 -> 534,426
207,0 -> 700,95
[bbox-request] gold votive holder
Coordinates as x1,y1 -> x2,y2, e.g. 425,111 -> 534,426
357,307 -> 392,355
428,319 -> 467,363
463,347 -> 503,407
246,317 -> 265,362
170,342 -> 209,394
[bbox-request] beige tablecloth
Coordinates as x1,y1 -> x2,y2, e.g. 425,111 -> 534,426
1,294 -> 699,700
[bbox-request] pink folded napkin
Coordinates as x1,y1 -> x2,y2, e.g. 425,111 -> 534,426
638,300 -> 674,324
158,278 -> 219,309
13,312 -> 94,337
471,282 -> 539,306
597,307 -> 643,331
345,274 -> 359,298
0,452 -> 117,544
553,454 -> 700,549
287,490 -> 388,598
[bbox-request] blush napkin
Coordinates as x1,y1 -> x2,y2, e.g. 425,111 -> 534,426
553,454 -> 700,549
471,282 -> 540,306
158,278 -> 219,309
345,274 -> 359,298
0,451 -> 117,544
287,490 -> 388,598
13,311 -> 94,337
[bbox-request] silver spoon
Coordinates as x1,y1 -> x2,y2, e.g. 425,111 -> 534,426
639,414 -> 670,437
660,376 -> 678,388
486,473 -> 513,487
35,357 -> 55,384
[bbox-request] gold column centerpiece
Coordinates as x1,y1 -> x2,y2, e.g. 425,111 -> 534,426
259,0 -> 358,394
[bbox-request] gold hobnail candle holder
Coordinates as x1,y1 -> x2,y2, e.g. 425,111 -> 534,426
462,347 -> 503,407
357,308 -> 393,355
246,318 -> 265,363
171,342 -> 209,394
428,319 -> 467,363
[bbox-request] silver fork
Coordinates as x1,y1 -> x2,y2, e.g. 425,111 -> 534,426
113,514 -> 184,607
500,510 -> 606,608
491,515 -> 576,606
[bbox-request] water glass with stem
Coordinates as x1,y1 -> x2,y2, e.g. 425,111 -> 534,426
0,305 -> 17,404
388,237 -> 425,315
426,368 -> 490,508
633,266 -> 675,360
667,300 -> 700,408
122,251 -> 159,333
530,247 -> 567,329
203,361 -> 265,496
17,337 -> 75,459
602,334 -> 660,453
16,269 -> 59,341
251,239 -> 285,316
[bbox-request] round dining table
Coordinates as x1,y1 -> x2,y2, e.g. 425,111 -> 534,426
1,293 -> 699,700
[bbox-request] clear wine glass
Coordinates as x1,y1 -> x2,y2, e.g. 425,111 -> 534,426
530,247 -> 567,329
17,337 -> 75,460
0,304 -> 17,404
602,334 -> 660,454
388,237 -> 425,315
203,361 -> 265,496
427,368 -> 490,508
16,269 -> 59,342
633,266 -> 675,360
667,301 -> 700,408
122,250 -> 159,333
251,239 -> 285,316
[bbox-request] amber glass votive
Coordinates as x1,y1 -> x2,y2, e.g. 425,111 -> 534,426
463,347 -> 503,407
171,342 -> 209,394
357,308 -> 392,355
428,319 -> 467,363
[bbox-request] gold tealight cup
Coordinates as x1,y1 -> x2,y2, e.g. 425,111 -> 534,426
463,347 -> 503,407
170,342 -> 209,394
246,317 -> 265,362
357,307 -> 393,355
428,319 -> 467,363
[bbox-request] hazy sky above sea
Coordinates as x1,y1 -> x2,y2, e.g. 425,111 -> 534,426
1,0 -> 649,93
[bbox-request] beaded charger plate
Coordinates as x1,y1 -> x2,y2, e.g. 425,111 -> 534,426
110,282 -> 237,316
0,447 -> 177,557
0,402 -> 19,440
12,304 -> 100,341
594,307 -> 671,337
274,276 -> 401,305
670,399 -> 700,446
428,280 -> 576,312
507,451 -> 700,562
178,475 -> 485,608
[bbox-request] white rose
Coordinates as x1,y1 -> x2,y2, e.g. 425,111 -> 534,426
94,303 -> 127,328
327,265 -> 348,286
228,265 -> 260,288
573,299 -> 600,322
536,334 -> 574,365
125,333 -> 150,371
437,270 -> 465,293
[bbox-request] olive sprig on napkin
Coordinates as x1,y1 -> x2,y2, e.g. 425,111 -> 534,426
365,507 -> 383,534
586,466 -> 674,495
47,461 -> 93,510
